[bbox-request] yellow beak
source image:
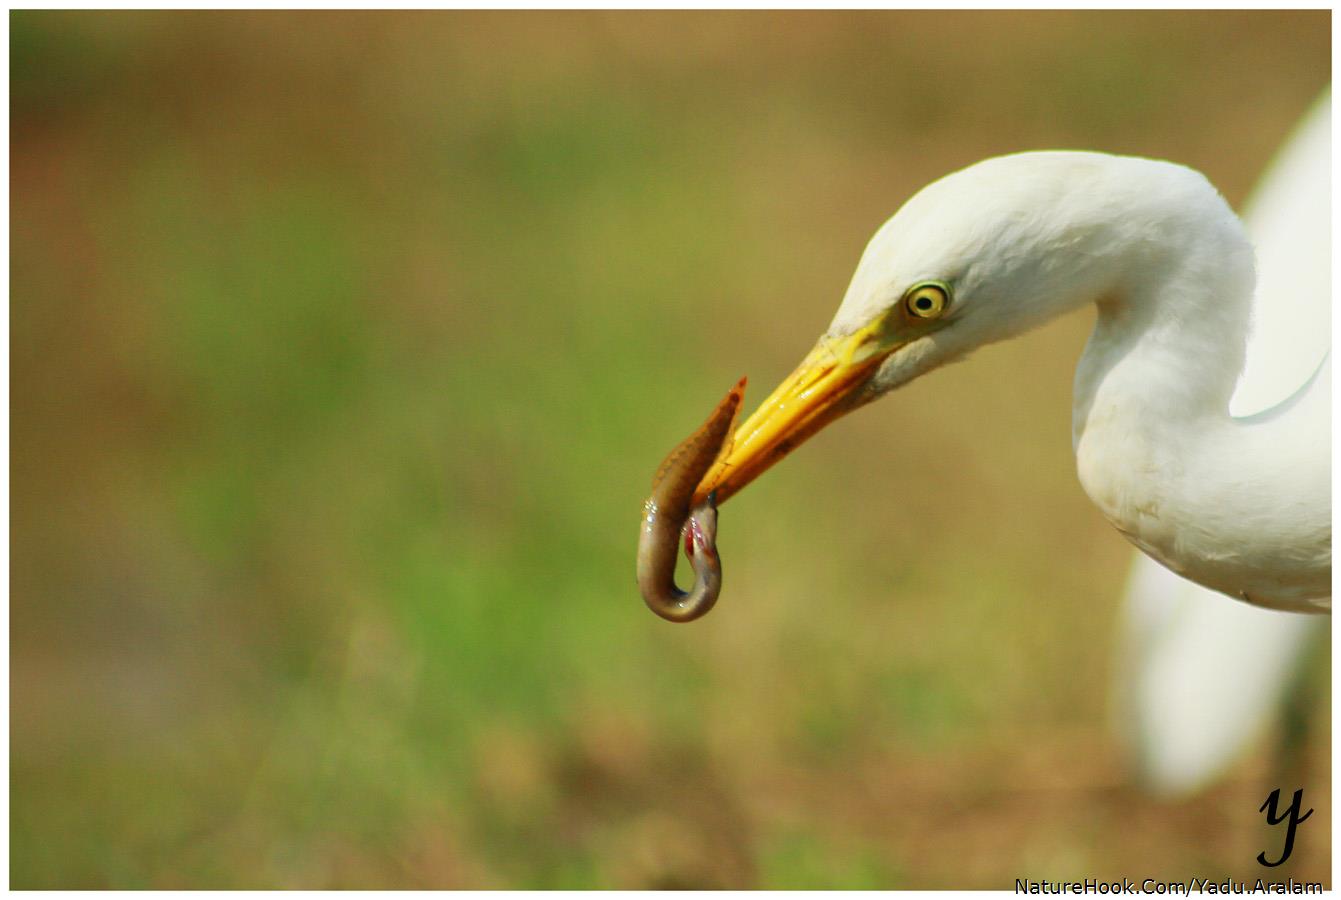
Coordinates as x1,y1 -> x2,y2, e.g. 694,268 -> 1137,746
692,318 -> 895,507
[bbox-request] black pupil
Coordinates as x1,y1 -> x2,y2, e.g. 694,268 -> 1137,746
916,296 -> 933,310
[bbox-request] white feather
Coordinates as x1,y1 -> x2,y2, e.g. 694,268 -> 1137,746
1113,91 -> 1330,795
831,136 -> 1330,611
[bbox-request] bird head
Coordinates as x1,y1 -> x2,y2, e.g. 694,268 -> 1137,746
692,151 -> 1180,506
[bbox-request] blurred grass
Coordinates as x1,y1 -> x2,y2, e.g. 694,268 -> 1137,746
10,10 -> 1331,888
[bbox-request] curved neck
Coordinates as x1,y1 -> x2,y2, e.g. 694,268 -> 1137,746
1073,269 -> 1250,443
1069,236 -> 1328,609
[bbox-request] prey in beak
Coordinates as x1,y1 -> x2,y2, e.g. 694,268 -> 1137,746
692,317 -> 898,507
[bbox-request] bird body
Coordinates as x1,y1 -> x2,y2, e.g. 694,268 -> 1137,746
1115,92 -> 1331,795
698,143 -> 1330,612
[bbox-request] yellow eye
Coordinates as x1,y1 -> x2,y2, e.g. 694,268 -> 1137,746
905,282 -> 950,319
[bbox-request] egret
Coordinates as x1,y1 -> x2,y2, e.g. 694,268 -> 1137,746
1112,92 -> 1331,795
688,114 -> 1330,613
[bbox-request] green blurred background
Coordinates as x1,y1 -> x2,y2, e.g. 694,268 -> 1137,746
10,10 -> 1330,889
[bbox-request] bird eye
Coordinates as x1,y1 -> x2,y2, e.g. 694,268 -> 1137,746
904,282 -> 950,319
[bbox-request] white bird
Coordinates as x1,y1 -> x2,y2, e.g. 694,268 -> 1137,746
695,117 -> 1331,613
1112,92 -> 1331,795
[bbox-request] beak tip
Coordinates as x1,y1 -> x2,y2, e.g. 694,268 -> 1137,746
689,332 -> 891,507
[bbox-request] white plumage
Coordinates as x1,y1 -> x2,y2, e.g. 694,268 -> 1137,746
818,151 -> 1330,610
1113,92 -> 1330,795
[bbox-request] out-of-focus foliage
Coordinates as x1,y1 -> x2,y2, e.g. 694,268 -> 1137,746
11,10 -> 1329,888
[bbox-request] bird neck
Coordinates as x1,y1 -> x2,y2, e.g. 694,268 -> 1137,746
1076,267 -> 1234,501
1074,281 -> 1250,445
1062,215 -> 1324,611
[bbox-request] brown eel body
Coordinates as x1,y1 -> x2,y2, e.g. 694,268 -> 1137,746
636,378 -> 746,622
